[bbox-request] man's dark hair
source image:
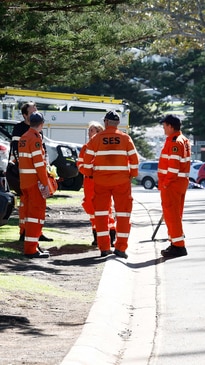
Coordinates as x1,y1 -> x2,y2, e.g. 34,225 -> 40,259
160,114 -> 181,131
21,102 -> 36,116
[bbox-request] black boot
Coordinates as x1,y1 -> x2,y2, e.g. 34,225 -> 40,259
92,229 -> 97,246
39,234 -> 53,242
110,229 -> 116,247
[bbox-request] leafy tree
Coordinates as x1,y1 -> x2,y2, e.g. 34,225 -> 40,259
129,128 -> 155,159
0,1 -> 205,88
1,0 -> 205,147
136,49 -> 205,139
0,1 -> 167,87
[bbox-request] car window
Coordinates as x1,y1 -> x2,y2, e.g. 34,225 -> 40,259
0,121 -> 17,135
60,146 -> 73,158
194,163 -> 203,170
141,162 -> 158,170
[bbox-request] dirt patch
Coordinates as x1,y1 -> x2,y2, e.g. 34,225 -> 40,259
0,197 -> 106,365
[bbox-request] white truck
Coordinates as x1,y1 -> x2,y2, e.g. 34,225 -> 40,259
0,88 -> 130,144
0,88 -> 130,191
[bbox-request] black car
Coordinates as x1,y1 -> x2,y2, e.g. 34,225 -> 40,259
0,119 -> 83,191
43,136 -> 83,191
0,172 -> 15,226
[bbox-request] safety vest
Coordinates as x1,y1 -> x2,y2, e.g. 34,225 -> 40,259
83,126 -> 139,186
158,131 -> 191,188
18,128 -> 48,189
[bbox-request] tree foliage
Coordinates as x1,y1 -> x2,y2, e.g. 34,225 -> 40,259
129,128 -> 155,159
1,0 -> 205,144
136,49 -> 205,139
0,1 -> 166,87
0,1 -> 205,88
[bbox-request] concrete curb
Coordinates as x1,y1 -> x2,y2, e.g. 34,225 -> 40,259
60,221 -> 157,365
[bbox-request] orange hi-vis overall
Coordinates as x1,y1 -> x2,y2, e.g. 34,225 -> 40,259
158,131 -> 191,247
18,128 -> 48,255
11,121 -> 30,235
77,144 -> 115,231
83,126 -> 139,252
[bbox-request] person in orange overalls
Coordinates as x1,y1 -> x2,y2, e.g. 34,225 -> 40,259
11,102 -> 53,244
158,114 -> 191,258
83,111 -> 139,258
77,121 -> 116,247
18,112 -> 50,258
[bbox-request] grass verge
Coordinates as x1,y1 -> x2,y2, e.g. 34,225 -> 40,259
0,188 -> 93,259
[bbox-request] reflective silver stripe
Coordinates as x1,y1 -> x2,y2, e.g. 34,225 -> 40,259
78,157 -> 83,162
117,232 -> 129,238
170,154 -> 180,161
94,166 -> 129,171
158,168 -> 189,177
181,157 -> 191,162
158,168 -> 167,174
128,149 -> 137,156
160,153 -> 190,163
12,136 -> 20,141
172,236 -> 184,243
32,150 -> 42,157
95,210 -> 109,216
130,164 -> 138,169
34,161 -> 44,168
86,149 -> 95,156
97,231 -> 109,237
26,217 -> 39,223
84,164 -> 93,169
19,168 -> 36,174
168,167 -> 179,174
178,172 -> 189,177
89,214 -> 95,219
115,212 -> 131,217
25,217 -> 45,224
96,150 -> 127,156
25,236 -> 39,242
19,152 -> 32,158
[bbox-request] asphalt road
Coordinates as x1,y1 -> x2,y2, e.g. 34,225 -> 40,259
60,186 -> 205,365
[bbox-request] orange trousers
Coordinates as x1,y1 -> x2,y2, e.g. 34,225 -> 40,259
93,181 -> 132,252
160,183 -> 188,247
22,184 -> 46,254
82,177 -> 115,230
19,194 -> 25,235
19,192 -> 43,237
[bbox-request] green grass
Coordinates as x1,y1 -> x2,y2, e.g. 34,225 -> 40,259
0,188 -> 93,259
0,273 -> 91,300
163,101 -> 193,116
150,100 -> 193,116
0,189 -> 97,302
46,189 -> 84,206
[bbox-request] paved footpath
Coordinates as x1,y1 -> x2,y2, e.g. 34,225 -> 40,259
60,186 -> 205,365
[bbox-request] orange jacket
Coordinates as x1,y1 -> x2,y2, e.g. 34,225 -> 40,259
83,126 -> 139,186
77,144 -> 87,175
158,131 -> 191,189
18,128 -> 48,189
